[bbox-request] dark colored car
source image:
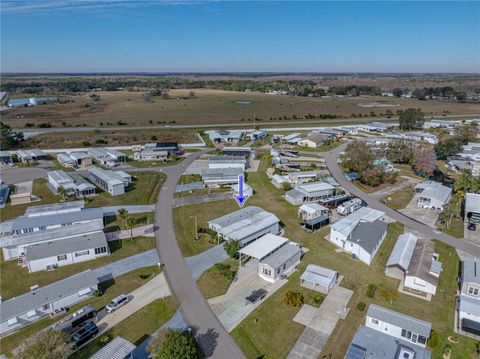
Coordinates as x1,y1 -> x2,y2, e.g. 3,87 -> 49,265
245,289 -> 268,305
468,223 -> 477,231
71,321 -> 98,348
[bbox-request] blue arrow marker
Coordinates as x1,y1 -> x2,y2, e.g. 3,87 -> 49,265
234,174 -> 249,207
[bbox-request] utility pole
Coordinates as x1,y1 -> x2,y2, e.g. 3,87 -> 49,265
189,215 -> 198,241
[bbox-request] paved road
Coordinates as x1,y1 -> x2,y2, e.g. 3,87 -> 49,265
14,113 -> 479,134
320,143 -> 480,257
154,150 -> 246,359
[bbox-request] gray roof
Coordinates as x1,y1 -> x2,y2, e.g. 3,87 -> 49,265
201,167 -> 243,180
462,259 -> 480,284
346,325 -> 430,359
89,336 -> 136,359
11,207 -> 103,232
1,221 -> 104,248
386,233 -> 417,271
285,189 -> 304,199
301,264 -> 337,287
465,193 -> 480,215
24,201 -> 84,216
208,206 -> 280,242
367,304 -> 432,337
88,167 -> 125,186
459,294 -> 480,317
407,238 -> 440,287
348,220 -> 387,254
26,231 -> 108,261
0,270 -> 98,321
68,152 -> 91,160
261,244 -> 301,269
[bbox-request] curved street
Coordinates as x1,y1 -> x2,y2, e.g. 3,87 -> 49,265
153,150 -> 246,359
320,143 -> 480,257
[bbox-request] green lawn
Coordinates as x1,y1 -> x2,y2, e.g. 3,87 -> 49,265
104,212 -> 154,232
85,171 -> 164,207
197,258 -> 239,299
221,153 -> 476,359
0,179 -> 59,221
177,173 -> 202,185
70,297 -> 177,359
0,266 -> 161,357
174,187 -> 230,198
173,200 -> 240,256
0,236 -> 156,299
383,187 -> 415,210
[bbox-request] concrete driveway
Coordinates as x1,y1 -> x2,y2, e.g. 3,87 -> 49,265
399,194 -> 440,228
208,261 -> 287,332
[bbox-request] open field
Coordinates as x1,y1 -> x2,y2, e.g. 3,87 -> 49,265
71,297 -> 177,359
0,236 -> 156,299
22,128 -> 198,149
3,89 -> 479,129
0,266 -> 161,356
383,187 -> 415,210
172,152 -> 478,358
85,171 -> 164,207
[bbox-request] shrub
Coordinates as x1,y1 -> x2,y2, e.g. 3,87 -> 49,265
82,141 -> 91,146
366,284 -> 377,298
100,334 -> 111,345
139,272 -> 151,280
428,330 -> 440,348
93,289 -> 102,297
282,291 -> 304,307
224,240 -> 240,258
356,302 -> 366,311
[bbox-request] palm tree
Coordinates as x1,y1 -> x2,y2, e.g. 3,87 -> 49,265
117,208 -> 128,230
125,216 -> 136,240
57,187 -> 68,202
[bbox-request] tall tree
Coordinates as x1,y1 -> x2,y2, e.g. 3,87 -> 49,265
413,144 -> 436,176
399,108 -> 424,130
454,123 -> 478,144
434,139 -> 463,160
57,187 -> 68,202
0,122 -> 23,150
125,216 -> 136,240
117,208 -> 128,229
147,329 -> 204,359
16,330 -> 70,359
454,170 -> 480,198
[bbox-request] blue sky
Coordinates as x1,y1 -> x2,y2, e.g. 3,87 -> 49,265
1,1 -> 479,73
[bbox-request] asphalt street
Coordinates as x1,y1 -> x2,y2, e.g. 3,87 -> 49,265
320,143 -> 480,257
154,149 -> 246,359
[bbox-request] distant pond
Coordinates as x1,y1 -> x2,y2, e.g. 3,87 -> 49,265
235,101 -> 255,105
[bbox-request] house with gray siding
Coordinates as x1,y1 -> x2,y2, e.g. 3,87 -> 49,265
0,270 -> 99,335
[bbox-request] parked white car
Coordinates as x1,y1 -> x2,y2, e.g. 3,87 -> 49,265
105,294 -> 129,313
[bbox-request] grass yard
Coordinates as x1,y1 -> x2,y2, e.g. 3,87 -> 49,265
0,266 -> 160,357
104,212 -> 154,232
383,187 -> 415,210
197,258 -> 239,299
0,178 -> 59,221
173,200 -> 239,256
0,236 -> 156,299
70,297 -> 177,359
85,171 -> 164,207
221,153 -> 478,358
174,187 -> 230,198
440,195 -> 465,238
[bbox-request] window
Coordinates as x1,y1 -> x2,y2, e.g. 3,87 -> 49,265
95,247 -> 107,255
277,268 -> 281,274
468,286 -> 479,295
43,304 -> 50,310
371,318 -> 379,325
75,250 -> 89,257
57,254 -> 67,261
401,329 -> 412,339
283,264 -> 287,270
262,268 -> 271,276
418,335 -> 427,345
412,334 -> 417,343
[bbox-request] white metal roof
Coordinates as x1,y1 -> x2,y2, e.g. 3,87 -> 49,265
89,167 -> 124,186
466,193 -> 480,214
386,232 -> 417,270
90,337 -> 136,359
301,264 -> 337,287
331,207 -> 385,237
419,184 -> 452,204
299,203 -> 328,215
283,133 -> 301,141
297,181 -> 334,194
239,233 -> 289,259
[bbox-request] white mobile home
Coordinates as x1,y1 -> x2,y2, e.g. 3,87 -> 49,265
87,167 -> 131,196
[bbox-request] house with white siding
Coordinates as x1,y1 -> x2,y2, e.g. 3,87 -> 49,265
87,167 -> 131,196
0,270 -> 99,335
328,207 -> 387,265
285,181 -> 336,205
458,259 -> 480,336
345,304 -> 432,359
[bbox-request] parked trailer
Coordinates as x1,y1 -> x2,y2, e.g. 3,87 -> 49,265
50,305 -> 97,334
337,198 -> 363,216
